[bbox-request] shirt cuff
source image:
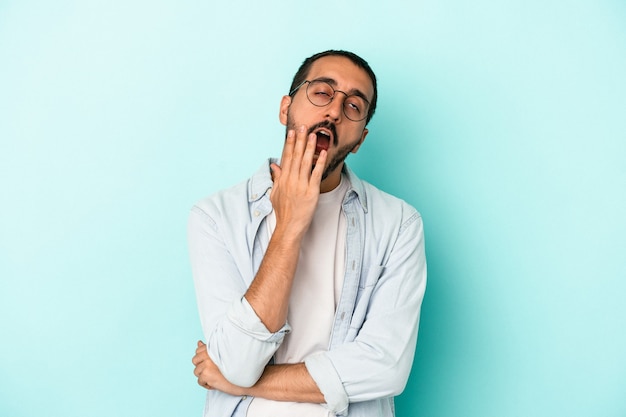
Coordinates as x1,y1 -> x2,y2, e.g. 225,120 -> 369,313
227,297 -> 291,343
305,352 -> 349,416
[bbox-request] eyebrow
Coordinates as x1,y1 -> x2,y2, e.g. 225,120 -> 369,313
312,77 -> 371,104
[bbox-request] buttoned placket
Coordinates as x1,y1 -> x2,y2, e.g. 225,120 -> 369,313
329,190 -> 364,349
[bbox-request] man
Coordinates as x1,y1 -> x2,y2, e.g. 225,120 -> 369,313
189,50 -> 427,417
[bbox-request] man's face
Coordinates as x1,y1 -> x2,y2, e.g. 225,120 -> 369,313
279,56 -> 373,188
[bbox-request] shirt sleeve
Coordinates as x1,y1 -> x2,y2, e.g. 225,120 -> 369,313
304,211 -> 427,415
188,204 -> 290,388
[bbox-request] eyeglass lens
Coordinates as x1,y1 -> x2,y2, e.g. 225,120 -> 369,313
306,80 -> 368,121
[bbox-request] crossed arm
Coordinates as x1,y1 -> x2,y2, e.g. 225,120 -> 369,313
193,340 -> 324,403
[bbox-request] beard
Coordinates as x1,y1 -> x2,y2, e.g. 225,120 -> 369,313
321,141 -> 360,180
285,115 -> 362,181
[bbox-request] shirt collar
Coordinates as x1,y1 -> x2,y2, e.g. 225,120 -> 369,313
342,164 -> 368,213
248,159 -> 275,203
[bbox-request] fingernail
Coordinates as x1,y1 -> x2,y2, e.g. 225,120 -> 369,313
298,125 -> 306,132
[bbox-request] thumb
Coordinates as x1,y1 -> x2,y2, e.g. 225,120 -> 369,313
270,163 -> 282,181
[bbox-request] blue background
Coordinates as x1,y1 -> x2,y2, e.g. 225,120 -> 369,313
1,1 -> 624,416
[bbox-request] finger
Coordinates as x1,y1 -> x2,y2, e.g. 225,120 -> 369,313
193,346 -> 209,365
197,379 -> 212,390
279,129 -> 296,174
193,358 -> 206,377
192,353 -> 205,366
289,125 -> 308,177
310,149 -> 327,185
196,343 -> 208,355
270,162 -> 282,182
299,132 -> 317,179
195,340 -> 206,354
197,368 -> 213,389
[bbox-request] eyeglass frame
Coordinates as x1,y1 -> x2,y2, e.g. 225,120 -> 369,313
288,79 -> 371,122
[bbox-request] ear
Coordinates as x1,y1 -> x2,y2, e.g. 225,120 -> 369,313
279,95 -> 291,126
350,128 -> 369,154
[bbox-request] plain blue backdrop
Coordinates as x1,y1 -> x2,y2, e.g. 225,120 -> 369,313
1,1 -> 625,416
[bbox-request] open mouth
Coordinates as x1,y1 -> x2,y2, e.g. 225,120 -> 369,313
314,129 -> 332,154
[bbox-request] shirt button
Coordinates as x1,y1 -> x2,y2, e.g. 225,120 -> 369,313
341,312 -> 345,320
253,210 -> 260,217
251,194 -> 258,199
242,395 -> 247,400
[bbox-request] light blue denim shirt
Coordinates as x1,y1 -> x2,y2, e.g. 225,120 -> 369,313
188,159 -> 427,417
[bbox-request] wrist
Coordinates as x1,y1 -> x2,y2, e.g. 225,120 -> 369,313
271,224 -> 307,245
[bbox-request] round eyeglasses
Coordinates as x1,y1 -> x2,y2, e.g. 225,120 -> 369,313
289,79 -> 370,122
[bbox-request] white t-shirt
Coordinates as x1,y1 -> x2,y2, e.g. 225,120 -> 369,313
247,175 -> 349,417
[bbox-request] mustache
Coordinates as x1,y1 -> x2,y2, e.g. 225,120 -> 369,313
307,121 -> 338,146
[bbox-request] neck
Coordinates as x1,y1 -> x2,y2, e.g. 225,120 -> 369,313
320,165 -> 342,193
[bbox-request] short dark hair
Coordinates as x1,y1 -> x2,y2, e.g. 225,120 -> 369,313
288,50 -> 378,125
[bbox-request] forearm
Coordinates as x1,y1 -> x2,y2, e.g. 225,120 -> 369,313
194,342 -> 324,403
244,227 -> 303,332
245,363 -> 325,403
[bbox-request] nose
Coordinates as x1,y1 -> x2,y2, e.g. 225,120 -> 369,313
324,94 -> 345,122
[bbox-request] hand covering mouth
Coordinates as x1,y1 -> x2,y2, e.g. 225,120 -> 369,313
308,122 -> 337,154
314,130 -> 331,154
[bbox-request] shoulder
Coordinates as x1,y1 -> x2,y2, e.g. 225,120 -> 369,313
348,174 -> 425,271
192,179 -> 249,219
346,169 -> 422,230
190,159 -> 274,221
365,181 -> 421,232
